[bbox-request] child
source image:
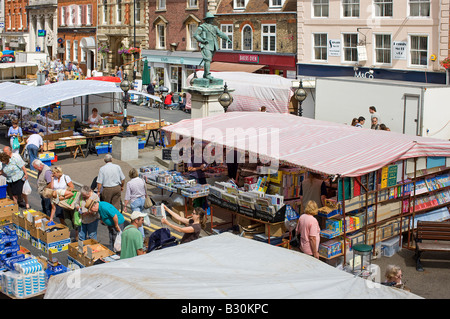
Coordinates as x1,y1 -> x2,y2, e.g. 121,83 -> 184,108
43,187 -> 74,222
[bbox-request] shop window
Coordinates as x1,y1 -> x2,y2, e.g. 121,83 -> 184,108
242,25 -> 252,51
313,33 -> 327,61
343,33 -> 358,62
410,35 -> 428,66
374,34 -> 391,64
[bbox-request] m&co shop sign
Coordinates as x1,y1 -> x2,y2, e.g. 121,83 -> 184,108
238,54 -> 259,64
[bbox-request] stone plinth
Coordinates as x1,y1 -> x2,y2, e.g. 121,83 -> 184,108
185,83 -> 234,119
111,136 -> 138,161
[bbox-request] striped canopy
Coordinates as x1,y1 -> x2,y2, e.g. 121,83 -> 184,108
162,112 -> 450,177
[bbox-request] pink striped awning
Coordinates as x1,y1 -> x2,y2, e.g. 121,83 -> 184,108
163,112 -> 450,177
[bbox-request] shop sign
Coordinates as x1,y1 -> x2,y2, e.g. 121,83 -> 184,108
239,54 -> 259,63
393,41 -> 407,60
38,30 -> 46,37
328,39 -> 341,57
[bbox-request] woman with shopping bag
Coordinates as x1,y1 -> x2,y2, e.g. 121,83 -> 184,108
7,120 -> 23,154
0,152 -> 29,208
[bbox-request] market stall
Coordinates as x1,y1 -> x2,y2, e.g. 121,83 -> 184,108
0,80 -> 164,158
161,112 -> 450,265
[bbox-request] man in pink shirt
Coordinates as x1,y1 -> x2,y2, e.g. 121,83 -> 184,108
296,200 -> 321,259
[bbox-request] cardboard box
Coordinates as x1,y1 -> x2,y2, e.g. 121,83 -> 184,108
0,198 -> 19,216
265,222 -> 286,237
25,211 -> 47,239
37,223 -> 70,254
68,239 -> 114,267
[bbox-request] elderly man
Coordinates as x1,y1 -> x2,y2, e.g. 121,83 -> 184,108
32,159 -> 53,216
85,199 -> 124,252
96,154 -> 125,210
76,185 -> 100,241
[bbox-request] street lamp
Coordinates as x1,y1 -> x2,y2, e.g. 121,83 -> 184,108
294,80 -> 307,117
218,82 -> 233,112
119,73 -> 132,137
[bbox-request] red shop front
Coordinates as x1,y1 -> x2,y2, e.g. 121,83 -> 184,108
212,52 -> 297,78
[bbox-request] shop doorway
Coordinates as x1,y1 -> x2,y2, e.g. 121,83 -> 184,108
170,65 -> 182,92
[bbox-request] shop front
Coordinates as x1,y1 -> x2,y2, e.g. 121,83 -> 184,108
212,51 -> 297,79
141,50 -> 203,92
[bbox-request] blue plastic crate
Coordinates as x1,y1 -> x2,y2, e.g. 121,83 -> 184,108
138,142 -> 145,149
42,159 -> 52,167
96,146 -> 109,154
0,185 -> 6,199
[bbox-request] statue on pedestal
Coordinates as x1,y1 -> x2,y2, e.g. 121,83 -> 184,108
194,12 -> 232,84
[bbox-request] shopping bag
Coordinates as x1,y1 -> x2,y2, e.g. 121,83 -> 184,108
12,137 -> 20,150
114,231 -> 122,252
143,211 -> 151,227
22,180 -> 32,195
73,210 -> 82,227
144,195 -> 153,209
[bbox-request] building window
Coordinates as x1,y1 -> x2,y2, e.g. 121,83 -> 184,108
103,0 -> 108,24
117,0 -> 122,23
374,0 -> 393,17
87,4 -> 92,25
220,24 -> 233,50
187,23 -> 198,50
78,5 -> 83,26
313,33 -> 327,61
188,0 -> 198,8
158,0 -> 166,10
69,5 -> 76,26
343,33 -> 358,62
156,24 -> 166,49
343,0 -> 359,17
234,0 -> 246,10
135,1 -> 140,23
313,0 -> 329,17
270,0 -> 283,8
74,40 -> 79,62
375,34 -> 391,64
261,24 -> 276,52
242,25 -> 252,51
81,48 -> 86,62
410,35 -> 428,66
409,0 -> 430,17
66,40 -> 71,61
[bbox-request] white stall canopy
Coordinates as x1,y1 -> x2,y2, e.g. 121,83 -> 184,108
44,233 -> 421,299
0,79 -> 161,111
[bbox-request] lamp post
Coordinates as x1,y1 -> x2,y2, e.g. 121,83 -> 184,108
294,80 -> 307,117
218,83 -> 233,112
119,73 -> 132,137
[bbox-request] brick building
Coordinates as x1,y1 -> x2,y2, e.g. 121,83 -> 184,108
212,0 -> 297,78
2,0 -> 29,52
57,0 -> 97,76
141,0 -> 211,92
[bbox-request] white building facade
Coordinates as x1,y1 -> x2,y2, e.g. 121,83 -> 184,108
27,0 -> 58,58
297,0 -> 449,84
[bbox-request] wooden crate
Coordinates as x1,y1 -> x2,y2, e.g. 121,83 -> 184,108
127,123 -> 147,132
146,121 -> 165,130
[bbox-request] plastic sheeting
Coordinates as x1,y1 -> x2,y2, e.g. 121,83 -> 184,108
185,71 -> 294,113
44,233 -> 421,299
0,80 -> 161,110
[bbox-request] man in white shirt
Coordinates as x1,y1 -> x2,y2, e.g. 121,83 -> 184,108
97,154 -> 125,210
26,133 -> 44,171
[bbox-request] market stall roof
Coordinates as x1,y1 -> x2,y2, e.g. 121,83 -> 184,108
44,233 -> 421,299
162,112 -> 450,177
210,61 -> 266,73
0,80 -> 161,110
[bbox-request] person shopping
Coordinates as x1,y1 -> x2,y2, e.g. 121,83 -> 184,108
26,132 -> 44,171
296,200 -> 321,259
123,168 -> 148,238
120,211 -> 146,259
161,205 -> 206,244
0,152 -> 29,209
8,120 -> 23,154
76,185 -> 100,241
